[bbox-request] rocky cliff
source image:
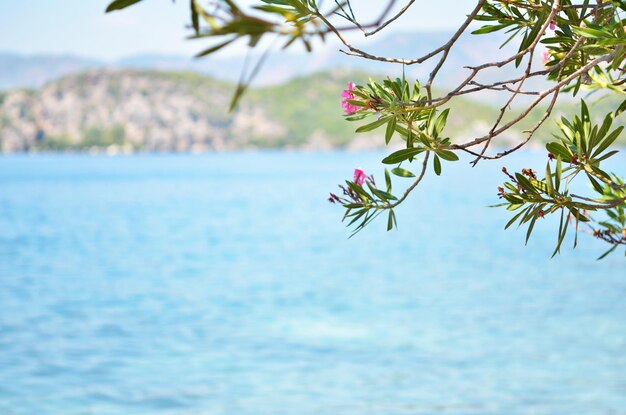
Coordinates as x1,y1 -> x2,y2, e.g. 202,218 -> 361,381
2,68 -> 592,154
0,70 -> 302,152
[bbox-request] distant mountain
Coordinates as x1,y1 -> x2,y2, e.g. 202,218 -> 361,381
0,68 -> 525,153
0,53 -> 101,91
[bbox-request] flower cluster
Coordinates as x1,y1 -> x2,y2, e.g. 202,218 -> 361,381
341,82 -> 359,115
328,168 -> 374,204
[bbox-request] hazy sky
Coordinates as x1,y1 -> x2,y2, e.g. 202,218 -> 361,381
0,1 -> 472,60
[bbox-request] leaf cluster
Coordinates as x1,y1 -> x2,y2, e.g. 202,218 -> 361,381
498,100 -> 626,257
334,77 -> 458,234
474,0 -> 626,92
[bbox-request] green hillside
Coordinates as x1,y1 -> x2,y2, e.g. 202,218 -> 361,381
0,68 -> 623,152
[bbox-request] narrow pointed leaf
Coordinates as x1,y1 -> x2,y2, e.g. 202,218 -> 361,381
385,117 -> 397,145
433,155 -> 442,176
384,168 -> 392,192
545,162 -> 554,195
106,0 -> 144,12
555,156 -> 562,190
435,149 -> 459,161
382,148 -> 425,165
391,167 -> 416,178
433,108 -> 450,138
195,38 -> 237,58
355,117 -> 390,133
597,244 -> 618,260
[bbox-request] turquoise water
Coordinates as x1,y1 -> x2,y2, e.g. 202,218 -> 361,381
0,152 -> 625,415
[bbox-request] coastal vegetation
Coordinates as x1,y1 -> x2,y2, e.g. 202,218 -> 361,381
103,0 -> 626,257
1,69 -> 623,153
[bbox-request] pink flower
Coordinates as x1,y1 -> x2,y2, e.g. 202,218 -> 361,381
341,82 -> 359,115
549,20 -> 556,30
542,50 -> 552,67
353,167 -> 366,186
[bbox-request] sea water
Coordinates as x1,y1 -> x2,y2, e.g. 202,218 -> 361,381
0,151 -> 625,414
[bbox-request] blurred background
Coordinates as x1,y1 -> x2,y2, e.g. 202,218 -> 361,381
1,1 -> 625,414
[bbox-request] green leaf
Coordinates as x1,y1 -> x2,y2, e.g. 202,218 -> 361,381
229,83 -> 247,112
385,117 -> 397,145
505,206 -> 530,230
345,209 -> 366,227
594,149 -> 620,162
384,168 -> 392,192
562,23 -> 573,37
520,204 -> 539,225
351,89 -> 369,100
546,142 -> 571,160
541,36 -> 574,44
190,0 -> 200,34
228,45 -> 270,111
589,176 -> 604,193
557,116 -> 576,141
106,0 -> 144,12
425,109 -> 437,137
371,187 -> 396,202
355,116 -> 390,133
344,113 -> 368,122
433,155 -> 442,176
545,162 -> 554,195
597,243 -> 618,260
573,76 -> 582,96
433,108 -> 450,138
386,78 -> 402,98
615,98 -> 626,116
572,26 -> 612,39
525,206 -> 544,245
416,131 -> 431,147
517,25 -> 539,67
594,112 -> 614,147
552,209 -> 569,258
391,167 -> 416,178
471,23 -> 511,35
346,180 -> 371,201
515,173 -> 538,195
387,210 -> 394,231
555,156 -> 562,191
592,126 -> 623,158
504,193 -> 524,204
195,38 -> 237,57
569,207 -> 589,223
382,148 -> 425,165
589,165 -> 613,182
500,27 -> 522,49
345,100 -> 366,107
412,80 -> 421,100
435,149 -> 459,161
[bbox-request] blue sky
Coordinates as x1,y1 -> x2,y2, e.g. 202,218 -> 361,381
0,1 -> 471,60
